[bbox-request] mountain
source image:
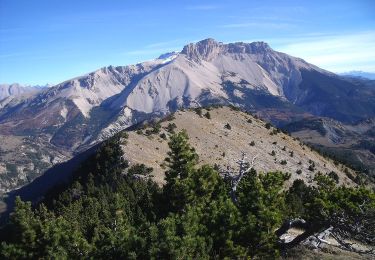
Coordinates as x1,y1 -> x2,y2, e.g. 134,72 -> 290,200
284,116 -> 375,177
1,38 -> 374,193
340,71 -> 375,80
2,106 -> 361,215
0,83 -> 47,101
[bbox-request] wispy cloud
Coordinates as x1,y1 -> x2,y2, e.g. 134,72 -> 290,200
220,22 -> 293,29
145,39 -> 183,49
0,52 -> 27,59
123,47 -> 180,57
0,27 -> 24,33
219,12 -> 302,30
225,15 -> 305,24
274,31 -> 375,72
0,49 -> 83,61
123,38 -> 192,58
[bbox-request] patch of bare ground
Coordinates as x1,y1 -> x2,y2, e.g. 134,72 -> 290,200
121,106 -> 358,186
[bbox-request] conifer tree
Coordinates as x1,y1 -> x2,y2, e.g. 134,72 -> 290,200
163,130 -> 198,212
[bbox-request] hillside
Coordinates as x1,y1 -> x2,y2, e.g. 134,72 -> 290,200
0,106 -> 359,214
122,106 -> 357,186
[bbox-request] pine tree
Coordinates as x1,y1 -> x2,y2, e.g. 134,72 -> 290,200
163,130 -> 198,212
236,170 -> 289,258
0,197 -> 37,258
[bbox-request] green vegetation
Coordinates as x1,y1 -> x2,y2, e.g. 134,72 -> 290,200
194,107 -> 202,117
5,164 -> 18,178
166,122 -> 177,133
159,132 -> 167,140
0,131 -> 374,258
160,113 -> 176,122
128,163 -> 153,177
204,111 -> 211,119
308,160 -> 316,172
270,128 -> 280,135
311,144 -> 372,176
328,171 -> 339,183
145,122 -> 161,136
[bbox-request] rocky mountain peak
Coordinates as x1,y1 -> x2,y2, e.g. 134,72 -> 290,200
181,38 -> 274,61
181,38 -> 223,61
247,41 -> 272,53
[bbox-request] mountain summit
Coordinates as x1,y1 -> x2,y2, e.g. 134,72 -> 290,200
0,38 -> 375,192
181,38 -> 272,61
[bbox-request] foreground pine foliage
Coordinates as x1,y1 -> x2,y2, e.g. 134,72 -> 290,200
0,131 -> 374,259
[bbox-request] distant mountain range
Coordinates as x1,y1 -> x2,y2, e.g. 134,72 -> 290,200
340,71 -> 375,80
0,83 -> 49,101
1,38 -> 375,193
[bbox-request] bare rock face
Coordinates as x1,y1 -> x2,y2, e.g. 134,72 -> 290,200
181,39 -> 274,61
181,38 -> 223,61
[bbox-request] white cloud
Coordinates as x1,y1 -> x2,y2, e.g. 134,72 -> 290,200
122,38 -> 197,58
273,31 -> 375,72
122,47 -> 180,57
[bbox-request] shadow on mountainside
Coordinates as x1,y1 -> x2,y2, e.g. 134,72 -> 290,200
0,144 -> 100,224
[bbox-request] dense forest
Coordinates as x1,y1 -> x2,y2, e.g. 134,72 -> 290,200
0,131 -> 374,259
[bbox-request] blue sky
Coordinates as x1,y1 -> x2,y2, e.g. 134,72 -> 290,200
1,0 -> 374,85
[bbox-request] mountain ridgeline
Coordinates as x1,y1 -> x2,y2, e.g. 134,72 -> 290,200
2,106 -> 361,212
0,120 -> 374,259
0,38 -> 375,192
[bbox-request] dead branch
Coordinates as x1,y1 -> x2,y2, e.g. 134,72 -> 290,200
219,152 -> 257,204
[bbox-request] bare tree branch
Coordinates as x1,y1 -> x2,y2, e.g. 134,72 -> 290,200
219,152 -> 257,204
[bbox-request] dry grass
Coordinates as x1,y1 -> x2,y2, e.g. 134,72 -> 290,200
122,107 -> 357,186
